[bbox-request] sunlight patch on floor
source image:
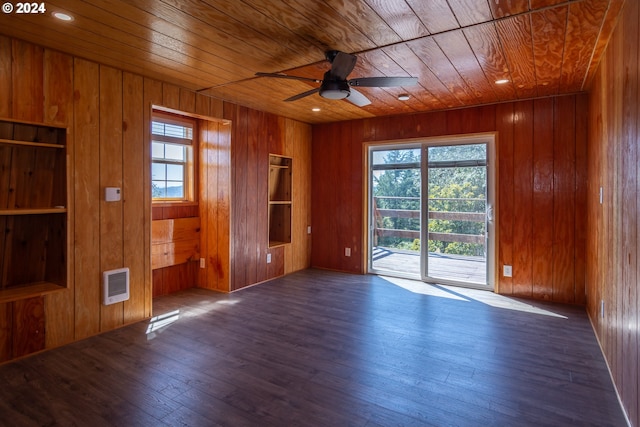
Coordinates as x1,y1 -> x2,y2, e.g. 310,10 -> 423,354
148,296 -> 243,339
382,276 -> 467,300
380,275 -> 567,318
146,309 -> 181,338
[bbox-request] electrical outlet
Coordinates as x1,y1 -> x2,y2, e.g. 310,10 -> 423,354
307,226 -> 312,234
503,265 -> 512,277
266,253 -> 272,264
345,247 -> 351,257
200,258 -> 205,269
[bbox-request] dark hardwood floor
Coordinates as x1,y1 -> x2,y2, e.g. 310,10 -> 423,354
0,269 -> 627,426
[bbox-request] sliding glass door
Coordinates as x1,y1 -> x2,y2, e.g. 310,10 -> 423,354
368,136 -> 495,289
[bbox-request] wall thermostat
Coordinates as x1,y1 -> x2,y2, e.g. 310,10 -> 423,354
105,187 -> 121,202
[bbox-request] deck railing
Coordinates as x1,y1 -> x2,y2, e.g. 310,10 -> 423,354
373,196 -> 486,246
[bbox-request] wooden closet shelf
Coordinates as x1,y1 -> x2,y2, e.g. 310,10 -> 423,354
0,208 -> 67,215
0,282 -> 66,304
0,138 -> 64,149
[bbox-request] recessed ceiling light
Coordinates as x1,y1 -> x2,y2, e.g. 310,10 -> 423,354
398,94 -> 410,101
495,79 -> 509,85
52,11 -> 74,21
311,107 -> 321,112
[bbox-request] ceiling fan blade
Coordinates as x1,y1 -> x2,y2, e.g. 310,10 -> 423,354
255,72 -> 320,83
349,76 -> 418,87
329,51 -> 357,80
284,87 -> 320,102
345,88 -> 371,107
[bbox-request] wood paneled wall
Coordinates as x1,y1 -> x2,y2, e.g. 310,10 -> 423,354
0,35 -> 312,362
223,106 -> 312,291
311,95 -> 588,304
0,37 -> 152,354
152,230 -> 199,296
199,119 -> 231,292
587,0 -> 639,424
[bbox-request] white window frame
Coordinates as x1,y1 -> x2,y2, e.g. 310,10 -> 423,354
151,111 -> 196,203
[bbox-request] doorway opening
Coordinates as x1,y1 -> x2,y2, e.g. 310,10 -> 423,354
367,134 -> 495,290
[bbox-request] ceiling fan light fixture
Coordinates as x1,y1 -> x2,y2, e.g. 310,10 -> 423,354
319,80 -> 350,100
398,94 -> 410,101
312,107 -> 321,112
495,79 -> 509,85
321,89 -> 349,100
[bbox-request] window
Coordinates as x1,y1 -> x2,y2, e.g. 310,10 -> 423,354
151,112 -> 195,202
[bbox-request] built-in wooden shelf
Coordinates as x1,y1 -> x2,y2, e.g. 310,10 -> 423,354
0,118 -> 68,301
0,281 -> 66,304
0,138 -> 64,149
0,208 -> 67,215
268,240 -> 289,248
268,154 -> 292,247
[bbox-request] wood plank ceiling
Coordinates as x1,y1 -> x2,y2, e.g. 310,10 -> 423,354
0,0 -> 624,124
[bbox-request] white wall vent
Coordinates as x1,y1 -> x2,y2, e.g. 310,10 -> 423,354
103,267 -> 130,305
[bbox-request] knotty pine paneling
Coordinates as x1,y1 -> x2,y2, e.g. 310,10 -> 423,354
122,72 -> 147,323
198,119 -> 231,292
246,108 -> 262,285
0,36 -> 156,362
287,118 -> 313,273
587,0 -> 640,424
312,122 -> 351,272
228,103 -> 248,290
12,296 -> 44,358
512,101 -> 534,297
1,34 -> 311,362
552,96 -> 577,302
224,104 -> 312,290
152,205 -> 198,220
0,302 -> 11,362
311,95 -> 587,305
11,39 -> 43,123
152,263 -> 198,298
0,37 -> 10,118
496,102 -> 514,295
531,98 -> 555,300
73,57 -> 101,340
99,65 -> 125,332
42,49 -> 74,350
144,78 -> 163,314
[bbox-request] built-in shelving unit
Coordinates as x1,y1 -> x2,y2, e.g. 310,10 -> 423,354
268,154 -> 292,247
0,119 -> 67,303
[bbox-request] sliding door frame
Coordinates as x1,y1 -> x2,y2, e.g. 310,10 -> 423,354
364,132 -> 497,290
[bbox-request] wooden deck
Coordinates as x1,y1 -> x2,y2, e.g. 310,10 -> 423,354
0,269 -> 626,426
372,247 -> 487,285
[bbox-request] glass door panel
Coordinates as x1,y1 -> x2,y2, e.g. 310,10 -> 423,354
424,144 -> 488,285
369,147 -> 421,278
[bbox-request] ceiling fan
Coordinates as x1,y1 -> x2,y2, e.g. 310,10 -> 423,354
255,50 -> 418,107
